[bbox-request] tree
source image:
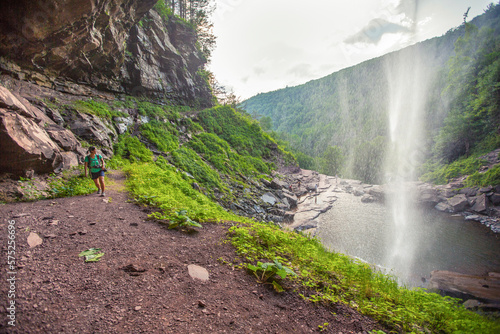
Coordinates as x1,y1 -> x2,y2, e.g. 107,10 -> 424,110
259,116 -> 272,132
352,137 -> 387,184
319,146 -> 344,176
434,19 -> 500,162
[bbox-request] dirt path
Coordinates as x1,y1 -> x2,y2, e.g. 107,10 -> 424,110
0,171 -> 380,333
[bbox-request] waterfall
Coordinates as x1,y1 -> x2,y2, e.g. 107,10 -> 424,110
383,44 -> 430,285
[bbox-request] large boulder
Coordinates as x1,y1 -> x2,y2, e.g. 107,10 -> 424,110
447,194 -> 469,212
367,185 -> 385,200
471,194 -> 489,214
428,270 -> 500,303
0,109 -> 62,176
63,110 -> 117,149
417,185 -> 440,206
44,124 -> 82,152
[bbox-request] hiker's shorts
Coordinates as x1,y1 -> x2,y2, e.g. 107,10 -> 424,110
91,170 -> 105,180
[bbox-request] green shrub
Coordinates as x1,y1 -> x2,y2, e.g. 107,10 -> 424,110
137,101 -> 182,121
140,120 -> 179,152
114,135 -> 153,162
198,106 -> 274,158
124,161 -> 238,223
188,133 -> 272,176
171,147 -> 226,192
465,164 -> 500,187
73,100 -> 126,119
420,155 -> 487,184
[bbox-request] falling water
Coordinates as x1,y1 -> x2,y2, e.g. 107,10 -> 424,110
383,43 -> 430,285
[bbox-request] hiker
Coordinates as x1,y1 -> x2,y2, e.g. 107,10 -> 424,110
84,146 -> 106,197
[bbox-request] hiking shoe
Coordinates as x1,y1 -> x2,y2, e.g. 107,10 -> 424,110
97,189 -> 101,195
100,192 -> 106,197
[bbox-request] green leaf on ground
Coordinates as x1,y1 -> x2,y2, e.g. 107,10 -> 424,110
79,248 -> 105,262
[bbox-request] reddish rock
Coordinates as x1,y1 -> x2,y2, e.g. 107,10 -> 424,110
429,270 -> 500,303
0,109 -> 62,176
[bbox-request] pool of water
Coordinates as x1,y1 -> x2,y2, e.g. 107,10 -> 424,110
317,192 -> 500,287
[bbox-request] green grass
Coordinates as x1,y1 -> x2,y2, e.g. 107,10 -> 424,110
228,221 -> 500,333
113,135 -> 154,163
419,155 -> 487,184
73,100 -> 127,119
123,159 -> 239,223
18,167 -> 96,201
187,132 -> 272,176
198,105 -> 276,158
465,164 -> 500,187
140,120 -> 179,152
171,146 -> 227,193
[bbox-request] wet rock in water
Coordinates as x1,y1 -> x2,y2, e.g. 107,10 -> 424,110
435,202 -> 452,212
471,194 -> 489,214
353,188 -> 364,196
294,221 -> 318,232
428,270 -> 500,303
367,185 -> 385,200
360,195 -> 375,203
447,194 -> 469,212
418,187 -> 440,206
465,215 -> 481,221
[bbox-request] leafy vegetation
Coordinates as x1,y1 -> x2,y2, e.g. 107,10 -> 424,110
113,135 -> 154,163
187,132 -> 272,176
247,259 -> 297,292
198,105 -> 276,158
140,120 -> 179,152
171,146 -> 227,193
18,167 -> 96,201
229,221 -> 500,333
73,100 -> 126,119
420,155 -> 487,184
124,157 -> 239,224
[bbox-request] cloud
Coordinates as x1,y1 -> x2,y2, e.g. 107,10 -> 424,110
344,18 -> 410,44
287,63 -> 314,78
253,66 -> 265,75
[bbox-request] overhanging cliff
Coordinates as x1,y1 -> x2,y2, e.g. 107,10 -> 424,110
0,0 -> 213,106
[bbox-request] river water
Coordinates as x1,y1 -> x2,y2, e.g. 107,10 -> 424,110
317,191 -> 500,288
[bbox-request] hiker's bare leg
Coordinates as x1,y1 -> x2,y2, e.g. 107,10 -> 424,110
98,176 -> 105,192
93,178 -> 100,190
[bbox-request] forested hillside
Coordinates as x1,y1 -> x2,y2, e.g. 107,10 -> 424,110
242,3 -> 500,184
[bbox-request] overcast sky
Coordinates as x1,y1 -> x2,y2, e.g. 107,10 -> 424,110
208,0 -> 495,100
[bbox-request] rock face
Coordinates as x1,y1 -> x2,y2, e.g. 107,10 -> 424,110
0,84 -> 83,176
0,0 -> 212,106
428,270 -> 500,304
0,109 -> 62,176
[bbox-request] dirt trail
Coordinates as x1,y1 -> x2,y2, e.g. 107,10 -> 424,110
0,171 -> 380,333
